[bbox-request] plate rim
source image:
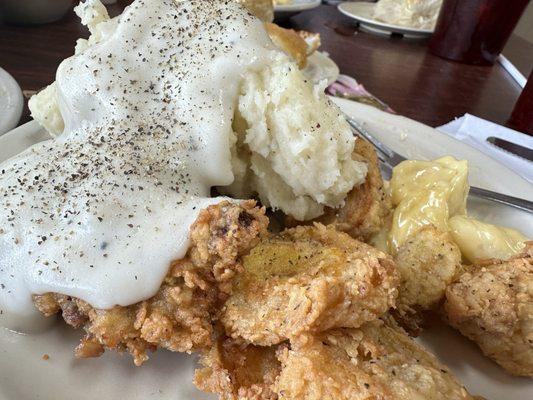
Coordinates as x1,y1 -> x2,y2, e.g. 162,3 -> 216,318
338,2 -> 435,35
274,0 -> 321,13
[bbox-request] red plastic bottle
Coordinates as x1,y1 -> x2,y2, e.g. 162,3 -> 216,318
508,70 -> 533,136
429,0 -> 530,65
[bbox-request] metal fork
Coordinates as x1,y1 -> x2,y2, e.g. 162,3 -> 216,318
345,116 -> 533,214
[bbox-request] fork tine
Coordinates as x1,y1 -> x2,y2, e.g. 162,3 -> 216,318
344,115 -> 394,166
344,114 -> 407,167
345,116 -> 394,158
348,124 -> 390,163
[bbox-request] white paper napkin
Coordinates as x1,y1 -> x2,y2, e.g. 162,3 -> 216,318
438,114 -> 533,184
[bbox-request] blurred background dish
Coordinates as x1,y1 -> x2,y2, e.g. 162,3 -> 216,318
0,68 -> 23,136
274,0 -> 321,20
338,2 -> 435,38
372,0 -> 442,30
0,0 -> 72,25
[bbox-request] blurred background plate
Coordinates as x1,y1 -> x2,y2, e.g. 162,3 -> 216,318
338,2 -> 434,39
0,68 -> 23,136
274,0 -> 321,20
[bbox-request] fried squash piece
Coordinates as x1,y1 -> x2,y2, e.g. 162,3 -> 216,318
444,243 -> 533,377
194,332 -> 284,400
314,137 -> 392,242
221,224 -> 399,346
195,319 -> 476,400
393,226 -> 462,332
275,319 -> 476,400
33,201 -> 268,365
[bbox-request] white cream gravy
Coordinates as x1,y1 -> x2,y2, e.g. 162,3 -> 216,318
0,0 -> 276,330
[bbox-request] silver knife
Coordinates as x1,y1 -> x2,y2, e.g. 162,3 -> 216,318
487,136 -> 533,162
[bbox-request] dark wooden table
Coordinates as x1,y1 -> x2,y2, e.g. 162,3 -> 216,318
1,2 -> 531,128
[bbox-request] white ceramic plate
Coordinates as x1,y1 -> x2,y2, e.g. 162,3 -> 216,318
304,51 -> 340,86
0,68 -> 23,136
274,0 -> 321,19
338,2 -> 434,39
1,100 -> 532,399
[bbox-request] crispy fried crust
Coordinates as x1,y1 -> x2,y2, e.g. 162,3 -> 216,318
221,224 -> 399,346
313,137 -> 392,242
393,226 -> 462,333
188,200 -> 269,294
275,319 -> 475,400
195,320 -> 475,400
194,332 -> 283,400
444,243 -> 533,377
33,201 -> 268,365
265,23 -> 309,69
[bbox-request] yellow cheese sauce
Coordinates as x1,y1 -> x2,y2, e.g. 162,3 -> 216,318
383,156 -> 527,260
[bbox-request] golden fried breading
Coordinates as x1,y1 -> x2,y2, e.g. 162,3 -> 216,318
195,333 -> 283,400
444,243 -> 533,377
275,319 -> 476,400
34,266 -> 214,366
33,201 -> 268,365
314,137 -> 392,242
265,23 -> 309,69
221,224 -> 399,346
195,319 -> 476,400
188,200 -> 269,294
393,226 -> 461,332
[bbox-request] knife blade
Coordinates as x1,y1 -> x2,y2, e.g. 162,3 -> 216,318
486,136 -> 533,162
